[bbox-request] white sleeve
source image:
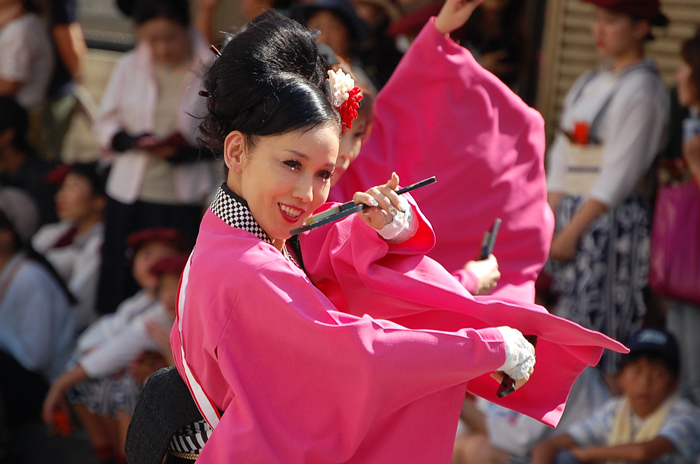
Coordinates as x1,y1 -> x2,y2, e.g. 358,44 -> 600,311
589,75 -> 668,207
80,315 -> 159,378
0,21 -> 32,83
67,235 -> 102,328
546,133 -> 570,193
93,56 -> 130,153
377,196 -> 418,243
496,326 -> 535,380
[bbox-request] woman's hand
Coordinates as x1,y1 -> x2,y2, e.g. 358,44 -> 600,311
42,379 -> 70,424
550,228 -> 578,261
435,0 -> 484,35
464,254 -> 501,294
353,172 -> 406,231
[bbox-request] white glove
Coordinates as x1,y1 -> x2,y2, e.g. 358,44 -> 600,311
377,196 -> 418,244
496,327 -> 536,381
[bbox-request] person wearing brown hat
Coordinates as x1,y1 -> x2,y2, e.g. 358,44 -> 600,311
546,0 -> 669,381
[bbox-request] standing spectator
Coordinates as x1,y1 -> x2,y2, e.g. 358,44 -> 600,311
33,162 -> 107,332
290,0 -> 377,91
0,0 -> 54,111
0,96 -> 58,225
546,0 -> 669,384
454,0 -> 529,92
352,0 -> 403,89
656,29 -> 700,405
94,0 -> 217,314
0,188 -> 75,462
41,0 -> 87,159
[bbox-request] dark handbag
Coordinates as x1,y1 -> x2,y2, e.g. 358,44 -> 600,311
649,180 -> 700,305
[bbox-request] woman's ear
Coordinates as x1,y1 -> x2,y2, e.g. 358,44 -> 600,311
224,131 -> 247,173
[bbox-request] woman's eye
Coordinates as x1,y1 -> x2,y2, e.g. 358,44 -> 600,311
284,160 -> 302,171
354,132 -> 366,140
317,170 -> 334,182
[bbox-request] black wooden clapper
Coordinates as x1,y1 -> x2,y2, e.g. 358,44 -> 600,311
290,176 -> 437,235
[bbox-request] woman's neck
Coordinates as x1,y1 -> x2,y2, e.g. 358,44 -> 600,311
612,47 -> 645,72
0,3 -> 25,28
74,214 -> 102,237
272,238 -> 286,252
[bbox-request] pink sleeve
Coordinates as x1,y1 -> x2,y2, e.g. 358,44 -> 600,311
193,258 -> 506,462
452,269 -> 479,295
331,18 -> 553,302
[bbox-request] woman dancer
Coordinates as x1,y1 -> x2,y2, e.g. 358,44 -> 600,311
167,6 -> 626,463
546,0 -> 668,379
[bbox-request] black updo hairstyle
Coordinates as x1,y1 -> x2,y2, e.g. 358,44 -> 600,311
199,11 -> 342,176
131,0 -> 190,27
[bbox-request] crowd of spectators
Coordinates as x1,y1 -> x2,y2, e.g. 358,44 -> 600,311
0,0 -> 699,462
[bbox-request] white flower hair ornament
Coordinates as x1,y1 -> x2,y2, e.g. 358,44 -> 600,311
327,68 -> 362,133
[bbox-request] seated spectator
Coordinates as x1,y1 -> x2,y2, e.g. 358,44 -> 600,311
0,187 -> 75,461
32,162 -> 108,332
453,396 -> 548,464
0,0 -> 54,112
0,96 -> 58,225
531,328 -> 700,464
128,253 -> 189,385
42,227 -> 186,464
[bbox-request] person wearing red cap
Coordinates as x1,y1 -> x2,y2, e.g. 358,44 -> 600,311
42,227 -> 187,464
546,0 -> 669,381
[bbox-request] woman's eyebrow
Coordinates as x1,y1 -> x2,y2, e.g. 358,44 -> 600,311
285,149 -> 335,168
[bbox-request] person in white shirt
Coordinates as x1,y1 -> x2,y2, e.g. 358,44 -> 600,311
0,0 -> 54,111
545,0 -> 669,383
32,162 -> 108,332
41,227 -> 187,464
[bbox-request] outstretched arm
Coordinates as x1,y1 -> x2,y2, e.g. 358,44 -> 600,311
434,0 -> 484,35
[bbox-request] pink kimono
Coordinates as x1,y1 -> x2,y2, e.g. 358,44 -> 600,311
331,18 -> 553,302
172,186 -> 625,463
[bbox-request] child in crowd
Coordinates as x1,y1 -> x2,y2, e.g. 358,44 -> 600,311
532,328 -> 700,464
41,227 -> 187,464
32,162 -> 107,331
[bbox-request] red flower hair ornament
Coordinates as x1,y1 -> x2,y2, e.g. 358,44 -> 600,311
327,69 -> 363,133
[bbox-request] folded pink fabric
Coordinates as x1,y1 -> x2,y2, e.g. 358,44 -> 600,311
331,18 -> 554,302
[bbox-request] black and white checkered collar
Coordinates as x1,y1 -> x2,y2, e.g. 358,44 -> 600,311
210,184 -> 272,245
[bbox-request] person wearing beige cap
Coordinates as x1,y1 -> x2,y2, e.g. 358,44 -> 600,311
546,0 -> 669,384
0,187 -> 76,462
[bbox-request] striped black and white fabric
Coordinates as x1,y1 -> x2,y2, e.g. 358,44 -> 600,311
210,183 -> 304,270
210,184 -> 272,245
168,420 -> 213,455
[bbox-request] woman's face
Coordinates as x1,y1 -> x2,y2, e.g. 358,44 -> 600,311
136,17 -> 191,66
308,11 -> 351,58
226,125 -> 340,243
55,173 -> 103,223
591,8 -> 648,58
332,115 -> 367,186
676,62 -> 700,108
